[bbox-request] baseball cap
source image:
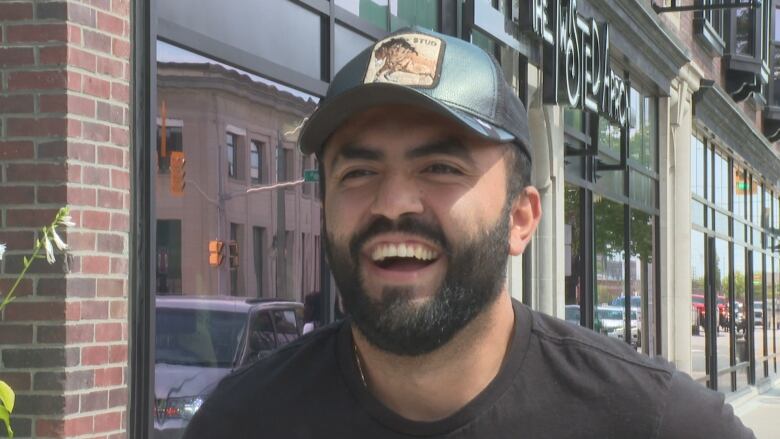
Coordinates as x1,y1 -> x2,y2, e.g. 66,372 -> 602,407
298,26 -> 531,161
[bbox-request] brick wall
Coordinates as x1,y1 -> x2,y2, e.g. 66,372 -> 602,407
0,1 -> 130,438
658,9 -> 763,129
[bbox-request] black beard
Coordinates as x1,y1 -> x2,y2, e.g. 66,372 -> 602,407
324,207 -> 511,356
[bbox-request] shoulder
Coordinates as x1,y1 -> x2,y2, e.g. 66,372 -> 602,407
183,322 -> 345,438
526,307 -> 674,381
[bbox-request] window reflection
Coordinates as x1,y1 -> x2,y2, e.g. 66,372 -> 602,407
691,230 -> 707,382
153,41 -> 317,436
594,197 -> 627,341
754,252 -> 767,379
691,135 -> 706,198
630,211 -> 655,353
734,245 -> 750,391
714,239 -> 729,375
335,0 -> 389,29
736,7 -> 755,56
565,184 -> 583,326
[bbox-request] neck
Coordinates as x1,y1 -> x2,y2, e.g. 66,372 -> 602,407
351,290 -> 515,422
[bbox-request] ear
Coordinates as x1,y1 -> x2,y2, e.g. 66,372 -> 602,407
508,186 -> 542,256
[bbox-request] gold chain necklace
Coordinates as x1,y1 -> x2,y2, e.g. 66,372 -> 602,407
353,341 -> 367,387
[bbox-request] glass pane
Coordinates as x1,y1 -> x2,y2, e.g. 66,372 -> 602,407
334,24 -> 375,73
734,218 -> 746,244
692,200 -> 705,227
736,7 -> 755,56
754,253 -> 767,378
630,211 -> 655,353
713,151 -> 728,210
156,0 -> 323,79
389,0 -> 437,31
714,239 -> 729,375
692,135 -> 706,198
565,184 -> 583,326
714,211 -> 729,236
734,245 -> 750,392
598,118 -> 621,156
471,29 -> 496,55
643,96 -> 657,171
594,197 -> 627,342
157,125 -> 183,172
691,229 -> 707,383
154,42 -> 319,435
629,170 -> 656,209
564,107 -> 584,133
628,88 -> 642,164
751,178 -> 761,224
595,158 -> 624,197
734,166 -> 747,219
335,0 -> 389,29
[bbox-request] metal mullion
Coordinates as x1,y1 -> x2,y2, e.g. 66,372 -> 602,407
706,235 -> 719,390
130,0 -> 154,435
623,116 -> 632,347
583,157 -> 595,330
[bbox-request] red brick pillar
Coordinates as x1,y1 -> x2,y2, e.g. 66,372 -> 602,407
0,1 -> 131,437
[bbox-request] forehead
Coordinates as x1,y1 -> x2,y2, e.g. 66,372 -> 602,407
321,105 -> 488,163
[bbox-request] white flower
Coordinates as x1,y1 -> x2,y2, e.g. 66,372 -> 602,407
0,243 -> 6,261
51,228 -> 68,251
43,236 -> 55,264
59,216 -> 75,227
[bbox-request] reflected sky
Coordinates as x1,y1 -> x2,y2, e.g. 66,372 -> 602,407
157,40 -> 319,104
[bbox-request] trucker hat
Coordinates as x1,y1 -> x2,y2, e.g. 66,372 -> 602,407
298,27 -> 531,161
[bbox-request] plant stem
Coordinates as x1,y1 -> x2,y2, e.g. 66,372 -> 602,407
0,228 -> 46,311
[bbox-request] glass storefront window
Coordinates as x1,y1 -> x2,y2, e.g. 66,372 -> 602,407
713,151 -> 728,210
628,90 -> 656,171
564,108 -> 584,133
734,166 -> 747,219
335,0 -> 389,29
692,135 -> 706,198
390,0 -> 437,31
565,184 -> 583,326
598,118 -> 621,156
714,239 -> 729,375
754,253 -> 767,379
751,178 -> 762,225
153,41 -> 320,435
691,230 -> 707,383
630,211 -> 655,354
594,197 -> 626,335
734,245 -> 750,391
629,170 -> 656,209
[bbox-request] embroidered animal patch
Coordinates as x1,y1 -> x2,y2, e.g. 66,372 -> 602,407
364,33 -> 444,88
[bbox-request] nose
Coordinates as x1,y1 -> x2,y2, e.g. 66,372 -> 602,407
369,171 -> 424,220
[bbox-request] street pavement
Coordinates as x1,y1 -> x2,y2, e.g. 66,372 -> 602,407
733,378 -> 780,439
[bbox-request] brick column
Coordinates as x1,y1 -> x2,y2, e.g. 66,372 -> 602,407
0,1 -> 130,438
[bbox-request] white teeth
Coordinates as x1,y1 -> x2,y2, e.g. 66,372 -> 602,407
370,243 -> 439,262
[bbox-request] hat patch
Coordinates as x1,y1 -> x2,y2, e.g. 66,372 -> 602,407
364,33 -> 444,88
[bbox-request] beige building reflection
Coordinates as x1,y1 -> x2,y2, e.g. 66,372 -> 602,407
155,62 -> 320,302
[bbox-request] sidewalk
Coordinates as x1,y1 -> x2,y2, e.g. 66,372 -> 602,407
733,379 -> 780,439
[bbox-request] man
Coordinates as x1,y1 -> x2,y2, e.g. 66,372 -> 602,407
184,27 -> 753,438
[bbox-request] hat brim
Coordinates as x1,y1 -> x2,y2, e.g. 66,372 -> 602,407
298,82 -> 516,155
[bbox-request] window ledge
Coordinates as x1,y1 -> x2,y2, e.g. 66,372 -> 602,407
763,106 -> 780,142
693,18 -> 725,57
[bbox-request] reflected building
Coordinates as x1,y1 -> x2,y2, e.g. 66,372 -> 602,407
155,61 -> 320,301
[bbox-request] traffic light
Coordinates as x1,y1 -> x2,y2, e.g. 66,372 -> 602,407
208,240 -> 224,267
170,151 -> 186,196
734,169 -> 749,196
228,240 -> 239,270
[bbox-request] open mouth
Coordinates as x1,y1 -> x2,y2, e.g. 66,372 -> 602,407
369,242 -> 440,272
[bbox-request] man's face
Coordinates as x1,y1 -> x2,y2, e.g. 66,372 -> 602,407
321,105 -> 530,356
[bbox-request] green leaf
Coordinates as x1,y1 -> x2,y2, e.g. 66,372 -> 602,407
22,257 -> 29,266
0,405 -> 13,439
0,380 -> 14,413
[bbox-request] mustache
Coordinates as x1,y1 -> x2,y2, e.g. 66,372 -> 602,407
348,215 -> 450,259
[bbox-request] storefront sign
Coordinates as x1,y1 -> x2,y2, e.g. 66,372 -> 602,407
524,0 -> 629,127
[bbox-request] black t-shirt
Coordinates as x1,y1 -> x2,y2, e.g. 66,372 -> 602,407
183,301 -> 754,438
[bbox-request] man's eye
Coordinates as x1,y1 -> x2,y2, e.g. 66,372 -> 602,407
341,169 -> 374,180
424,164 -> 462,175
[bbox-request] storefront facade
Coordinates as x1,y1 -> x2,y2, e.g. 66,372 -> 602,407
0,1 -> 779,438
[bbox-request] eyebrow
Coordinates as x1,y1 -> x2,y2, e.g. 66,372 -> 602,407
329,144 -> 385,170
405,139 -> 475,165
329,138 -> 475,170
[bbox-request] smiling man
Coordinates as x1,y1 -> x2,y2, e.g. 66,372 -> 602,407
184,28 -> 754,438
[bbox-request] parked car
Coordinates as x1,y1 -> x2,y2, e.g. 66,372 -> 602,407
754,301 -> 764,326
154,296 -> 303,439
595,305 -> 639,348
